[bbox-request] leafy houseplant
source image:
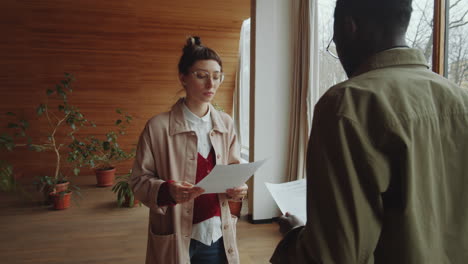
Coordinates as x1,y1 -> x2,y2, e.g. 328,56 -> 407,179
111,170 -> 140,207
0,112 -> 29,193
6,73 -> 90,207
68,109 -> 135,187
0,160 -> 15,192
33,175 -> 80,208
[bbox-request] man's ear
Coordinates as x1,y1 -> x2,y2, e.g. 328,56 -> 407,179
179,73 -> 187,86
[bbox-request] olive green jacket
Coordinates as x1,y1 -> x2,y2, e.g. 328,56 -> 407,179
271,48 -> 468,264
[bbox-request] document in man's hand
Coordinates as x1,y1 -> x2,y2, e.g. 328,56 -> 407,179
195,159 -> 267,194
265,179 -> 307,223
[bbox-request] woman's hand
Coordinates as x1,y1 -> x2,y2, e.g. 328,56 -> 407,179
168,181 -> 205,204
226,183 -> 248,201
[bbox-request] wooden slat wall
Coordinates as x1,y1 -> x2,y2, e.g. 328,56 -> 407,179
0,0 -> 250,180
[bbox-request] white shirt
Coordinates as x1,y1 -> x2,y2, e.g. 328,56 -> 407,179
182,102 -> 223,246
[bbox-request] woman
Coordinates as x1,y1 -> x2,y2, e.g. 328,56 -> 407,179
130,36 -> 248,264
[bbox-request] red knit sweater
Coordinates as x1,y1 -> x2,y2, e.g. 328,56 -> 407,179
157,149 -> 221,224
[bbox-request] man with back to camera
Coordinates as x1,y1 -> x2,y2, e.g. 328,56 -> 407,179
270,0 -> 468,263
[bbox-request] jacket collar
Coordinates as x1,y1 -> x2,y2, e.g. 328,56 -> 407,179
169,98 -> 228,136
352,48 -> 429,77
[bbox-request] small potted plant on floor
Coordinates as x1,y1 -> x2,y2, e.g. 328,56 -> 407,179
111,169 -> 140,208
33,174 -> 80,208
68,109 -> 135,187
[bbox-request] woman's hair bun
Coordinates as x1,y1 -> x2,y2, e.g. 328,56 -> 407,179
178,35 -> 222,74
185,36 -> 202,49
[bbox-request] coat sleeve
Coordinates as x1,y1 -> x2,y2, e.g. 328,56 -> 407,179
130,122 -> 169,214
271,111 -> 389,263
227,125 -> 241,166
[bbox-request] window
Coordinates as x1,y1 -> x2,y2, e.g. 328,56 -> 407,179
446,0 -> 468,88
238,18 -> 251,162
317,0 -> 346,98
407,0 -> 435,67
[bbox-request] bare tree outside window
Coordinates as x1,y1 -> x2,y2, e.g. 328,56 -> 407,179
406,0 -> 435,66
317,0 -> 346,98
318,0 -> 468,97
447,0 -> 468,88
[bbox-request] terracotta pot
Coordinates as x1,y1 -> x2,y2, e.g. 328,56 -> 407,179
55,181 -> 69,192
50,191 -> 72,210
124,195 -> 140,208
95,168 -> 116,187
229,200 -> 243,218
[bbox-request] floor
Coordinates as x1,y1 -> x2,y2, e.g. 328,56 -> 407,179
0,175 -> 282,264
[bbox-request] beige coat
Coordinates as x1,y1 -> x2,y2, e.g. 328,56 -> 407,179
130,99 -> 241,264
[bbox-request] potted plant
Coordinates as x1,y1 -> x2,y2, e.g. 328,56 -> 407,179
5,73 -> 91,207
0,112 -> 29,194
68,109 -> 135,187
33,174 -> 80,208
0,160 -> 15,192
111,169 -> 140,207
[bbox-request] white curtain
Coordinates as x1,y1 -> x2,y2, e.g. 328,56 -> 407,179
233,18 -> 251,163
287,0 -> 319,181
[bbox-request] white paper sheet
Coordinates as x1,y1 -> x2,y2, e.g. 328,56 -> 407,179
265,179 -> 307,223
196,159 -> 267,194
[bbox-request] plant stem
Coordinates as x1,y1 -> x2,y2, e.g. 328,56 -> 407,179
48,106 -> 70,181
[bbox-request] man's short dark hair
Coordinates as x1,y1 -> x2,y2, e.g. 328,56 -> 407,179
335,0 -> 413,35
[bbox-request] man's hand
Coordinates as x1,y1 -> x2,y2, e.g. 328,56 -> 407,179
277,212 -> 305,236
168,181 -> 205,203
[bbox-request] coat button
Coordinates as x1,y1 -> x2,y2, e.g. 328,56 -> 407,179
217,154 -> 220,159
224,224 -> 228,230
206,169 -> 211,174
211,132 -> 214,136
222,202 -> 226,207
228,248 -> 233,254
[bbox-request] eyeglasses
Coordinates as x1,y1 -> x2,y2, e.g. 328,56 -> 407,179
326,38 -> 339,59
191,70 -> 224,83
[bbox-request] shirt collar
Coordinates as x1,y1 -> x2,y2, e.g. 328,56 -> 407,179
182,101 -> 211,125
352,48 -> 429,77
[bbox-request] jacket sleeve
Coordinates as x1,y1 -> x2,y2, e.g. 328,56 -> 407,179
227,126 -> 241,166
271,112 -> 389,264
130,122 -> 170,214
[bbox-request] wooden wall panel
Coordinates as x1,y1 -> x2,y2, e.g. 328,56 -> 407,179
0,0 -> 250,180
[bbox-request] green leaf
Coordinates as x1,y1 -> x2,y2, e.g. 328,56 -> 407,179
102,141 -> 111,150
56,85 -> 66,99
46,89 -> 54,96
5,143 -> 14,151
73,168 -> 80,176
7,123 -> 18,128
6,112 -> 15,116
58,105 -> 65,111
116,109 -> 122,114
70,123 -> 76,130
20,120 -> 29,129
115,119 -> 122,125
36,104 -> 45,116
